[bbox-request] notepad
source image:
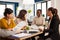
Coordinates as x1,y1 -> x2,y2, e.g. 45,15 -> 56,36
12,33 -> 31,38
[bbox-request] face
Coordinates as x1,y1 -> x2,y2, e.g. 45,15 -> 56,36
47,10 -> 52,16
7,13 -> 13,19
37,11 -> 41,17
24,14 -> 27,20
25,14 -> 27,19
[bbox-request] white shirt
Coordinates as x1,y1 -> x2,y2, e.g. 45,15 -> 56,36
32,16 -> 45,26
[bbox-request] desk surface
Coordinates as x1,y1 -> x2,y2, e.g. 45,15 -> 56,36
20,32 -> 43,40
8,32 -> 43,40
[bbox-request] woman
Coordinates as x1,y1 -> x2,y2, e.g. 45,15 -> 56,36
0,8 -> 16,37
47,7 -> 60,40
15,9 -> 27,30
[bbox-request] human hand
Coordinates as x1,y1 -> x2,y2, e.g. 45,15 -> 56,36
7,28 -> 13,31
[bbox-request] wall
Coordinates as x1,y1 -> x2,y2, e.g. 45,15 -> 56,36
0,0 -> 23,6
51,0 -> 60,18
0,0 -> 19,2
51,0 -> 60,34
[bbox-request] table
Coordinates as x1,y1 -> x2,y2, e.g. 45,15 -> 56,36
8,32 -> 43,40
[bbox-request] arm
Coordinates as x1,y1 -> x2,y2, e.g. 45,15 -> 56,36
1,20 -> 10,29
0,20 -> 2,28
11,19 -> 16,28
48,16 -> 59,34
32,18 -> 36,25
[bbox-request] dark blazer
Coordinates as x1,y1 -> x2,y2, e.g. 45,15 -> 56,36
49,15 -> 60,40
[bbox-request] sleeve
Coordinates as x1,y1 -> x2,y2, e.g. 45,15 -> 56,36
32,17 -> 36,25
1,20 -> 9,29
11,19 -> 16,28
0,20 -> 2,28
0,19 -> 16,29
49,17 -> 59,34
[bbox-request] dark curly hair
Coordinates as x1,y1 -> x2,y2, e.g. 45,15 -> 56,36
4,8 -> 13,17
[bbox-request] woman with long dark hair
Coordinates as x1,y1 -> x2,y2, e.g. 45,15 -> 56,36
15,9 -> 28,30
47,7 -> 60,40
15,9 -> 27,24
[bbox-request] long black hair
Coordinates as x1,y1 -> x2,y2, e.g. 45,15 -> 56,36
48,7 -> 59,19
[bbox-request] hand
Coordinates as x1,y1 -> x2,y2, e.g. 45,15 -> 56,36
7,28 -> 13,31
39,28 -> 43,32
39,28 -> 44,32
21,26 -> 26,30
47,26 -> 50,30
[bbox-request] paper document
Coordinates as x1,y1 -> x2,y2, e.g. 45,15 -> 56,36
28,30 -> 39,32
13,21 -> 27,31
31,25 -> 39,30
12,33 -> 31,38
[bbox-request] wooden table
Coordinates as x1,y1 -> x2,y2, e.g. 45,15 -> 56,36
8,32 -> 43,40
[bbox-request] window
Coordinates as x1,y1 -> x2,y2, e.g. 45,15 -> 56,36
0,4 -> 5,19
37,3 -> 41,9
24,5 -> 34,20
0,1 -> 18,19
34,3 -> 41,16
47,1 -> 51,8
35,1 -> 51,18
7,4 -> 15,16
35,3 -> 37,16
42,2 -> 46,18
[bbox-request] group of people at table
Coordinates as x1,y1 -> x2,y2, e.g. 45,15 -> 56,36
0,7 -> 60,40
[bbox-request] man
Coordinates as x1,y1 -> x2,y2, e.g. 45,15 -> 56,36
31,9 -> 45,40
32,9 -> 45,26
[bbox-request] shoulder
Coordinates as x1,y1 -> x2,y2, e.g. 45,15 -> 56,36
16,18 -> 21,21
0,18 -> 6,22
51,16 -> 59,24
40,16 -> 44,18
15,18 -> 22,24
52,16 -> 59,21
39,16 -> 45,20
0,18 -> 7,24
33,17 -> 36,21
34,16 -> 37,19
14,18 -> 18,21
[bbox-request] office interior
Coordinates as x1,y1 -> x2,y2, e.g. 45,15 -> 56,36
0,0 -> 60,40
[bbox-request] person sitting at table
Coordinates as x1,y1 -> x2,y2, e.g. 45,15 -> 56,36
15,9 -> 28,30
31,9 -> 45,40
46,7 -> 60,40
0,8 -> 16,37
32,9 -> 45,26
